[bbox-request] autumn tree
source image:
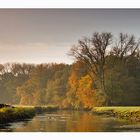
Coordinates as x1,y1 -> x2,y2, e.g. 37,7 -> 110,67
76,75 -> 96,108
16,64 -> 47,105
69,32 -> 112,105
69,32 -> 140,105
64,61 -> 88,109
45,64 -> 70,105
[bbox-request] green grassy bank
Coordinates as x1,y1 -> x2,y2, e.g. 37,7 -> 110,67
92,107 -> 140,122
0,107 -> 35,124
0,105 -> 59,124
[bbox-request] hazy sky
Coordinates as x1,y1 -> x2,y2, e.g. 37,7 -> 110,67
0,9 -> 140,64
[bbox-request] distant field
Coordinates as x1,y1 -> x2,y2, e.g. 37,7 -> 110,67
92,106 -> 140,122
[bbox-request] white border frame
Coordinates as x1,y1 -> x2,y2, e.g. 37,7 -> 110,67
0,0 -> 139,8
0,0 -> 140,140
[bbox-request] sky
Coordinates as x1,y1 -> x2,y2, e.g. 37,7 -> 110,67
0,9 -> 140,64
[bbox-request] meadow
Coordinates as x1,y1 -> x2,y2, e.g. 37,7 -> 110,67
92,107 -> 140,122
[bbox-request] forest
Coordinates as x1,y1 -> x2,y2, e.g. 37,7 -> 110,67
0,32 -> 140,109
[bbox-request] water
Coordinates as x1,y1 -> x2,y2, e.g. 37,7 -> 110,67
0,110 -> 140,132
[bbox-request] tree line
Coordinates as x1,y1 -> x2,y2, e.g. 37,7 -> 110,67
0,32 -> 140,109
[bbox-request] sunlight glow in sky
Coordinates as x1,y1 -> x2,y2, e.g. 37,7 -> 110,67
0,9 -> 140,64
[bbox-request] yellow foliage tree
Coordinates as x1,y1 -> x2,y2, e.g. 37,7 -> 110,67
76,75 -> 97,108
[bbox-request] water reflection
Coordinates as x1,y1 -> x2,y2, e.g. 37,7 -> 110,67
0,110 -> 140,132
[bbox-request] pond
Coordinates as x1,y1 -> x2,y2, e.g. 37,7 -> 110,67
0,110 -> 140,132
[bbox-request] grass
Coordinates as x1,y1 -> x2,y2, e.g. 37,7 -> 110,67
0,105 -> 59,124
0,107 -> 35,124
34,105 -> 59,113
3,105 -> 140,124
92,106 -> 140,122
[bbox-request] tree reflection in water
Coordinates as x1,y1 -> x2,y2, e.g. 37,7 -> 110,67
0,110 -> 140,132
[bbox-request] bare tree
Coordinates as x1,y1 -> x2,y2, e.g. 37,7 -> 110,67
69,32 -> 112,101
69,32 -> 140,105
111,33 -> 140,60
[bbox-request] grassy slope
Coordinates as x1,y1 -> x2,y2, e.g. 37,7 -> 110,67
0,107 -> 35,124
0,105 -> 59,124
92,107 -> 140,122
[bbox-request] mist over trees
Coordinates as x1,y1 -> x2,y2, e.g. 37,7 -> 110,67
0,32 -> 140,108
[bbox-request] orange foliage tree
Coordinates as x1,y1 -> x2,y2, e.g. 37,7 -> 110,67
76,75 -> 96,108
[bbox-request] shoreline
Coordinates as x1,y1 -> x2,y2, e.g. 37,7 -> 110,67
1,106 -> 140,125
0,105 -> 59,125
92,107 -> 140,122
